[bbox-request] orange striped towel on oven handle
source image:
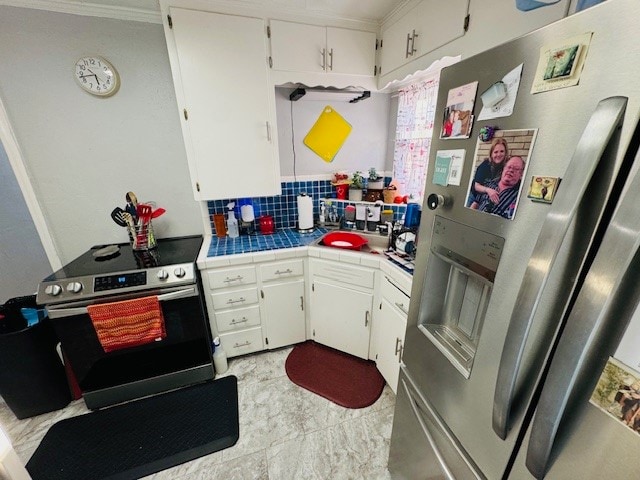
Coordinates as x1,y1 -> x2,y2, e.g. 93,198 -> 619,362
87,296 -> 166,353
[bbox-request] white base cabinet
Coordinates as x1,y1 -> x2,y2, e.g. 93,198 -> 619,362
260,260 -> 306,349
309,259 -> 374,360
199,246 -> 412,381
371,274 -> 410,393
202,264 -> 264,359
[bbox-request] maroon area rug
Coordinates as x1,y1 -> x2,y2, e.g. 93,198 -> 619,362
285,341 -> 385,408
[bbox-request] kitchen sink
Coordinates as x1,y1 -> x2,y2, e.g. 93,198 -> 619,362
313,229 -> 391,254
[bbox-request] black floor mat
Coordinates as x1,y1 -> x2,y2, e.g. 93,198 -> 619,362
26,376 -> 239,480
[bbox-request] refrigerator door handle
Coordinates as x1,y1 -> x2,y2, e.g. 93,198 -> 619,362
492,96 -> 628,440
525,146 -> 640,479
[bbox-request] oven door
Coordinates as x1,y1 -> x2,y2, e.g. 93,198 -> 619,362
46,285 -> 214,409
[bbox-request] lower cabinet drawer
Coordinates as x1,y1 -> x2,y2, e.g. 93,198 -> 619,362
219,327 -> 264,358
215,305 -> 261,333
210,287 -> 259,310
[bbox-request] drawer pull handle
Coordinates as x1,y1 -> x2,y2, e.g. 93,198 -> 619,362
365,310 -> 370,327
233,341 -> 251,348
395,337 -> 402,356
275,268 -> 293,275
227,297 -> 246,305
224,276 -> 244,283
230,317 -> 248,325
394,301 -> 409,315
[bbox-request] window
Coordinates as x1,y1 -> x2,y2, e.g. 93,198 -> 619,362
392,73 -> 440,202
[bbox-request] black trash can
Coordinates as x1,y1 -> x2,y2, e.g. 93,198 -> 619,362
0,295 -> 71,419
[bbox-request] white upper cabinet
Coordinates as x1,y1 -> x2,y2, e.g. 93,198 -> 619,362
166,7 -> 281,200
380,0 -> 469,76
269,21 -> 326,74
269,20 -> 377,83
326,27 -> 376,77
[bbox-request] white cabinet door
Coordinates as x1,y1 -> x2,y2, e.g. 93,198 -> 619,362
262,278 -> 306,349
269,20 -> 325,73
379,10 -> 416,75
170,8 -> 280,200
270,21 -> 375,77
326,27 -> 376,76
311,278 -> 372,359
380,0 -> 468,76
375,298 -> 407,393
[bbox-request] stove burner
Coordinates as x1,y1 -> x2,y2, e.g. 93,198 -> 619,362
92,245 -> 120,259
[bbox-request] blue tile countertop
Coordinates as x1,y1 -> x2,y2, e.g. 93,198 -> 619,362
206,228 -> 327,257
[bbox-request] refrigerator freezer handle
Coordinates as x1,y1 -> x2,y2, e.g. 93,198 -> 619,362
492,96 -> 628,440
525,146 -> 640,479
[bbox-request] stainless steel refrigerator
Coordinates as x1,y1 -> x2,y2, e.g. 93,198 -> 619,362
388,1 -> 640,478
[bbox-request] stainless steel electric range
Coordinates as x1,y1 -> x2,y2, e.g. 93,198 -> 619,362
36,235 -> 214,410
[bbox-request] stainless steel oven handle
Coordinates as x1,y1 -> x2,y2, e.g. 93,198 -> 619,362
47,287 -> 197,319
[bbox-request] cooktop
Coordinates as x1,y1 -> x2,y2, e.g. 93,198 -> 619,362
45,235 -> 203,280
37,235 -> 203,305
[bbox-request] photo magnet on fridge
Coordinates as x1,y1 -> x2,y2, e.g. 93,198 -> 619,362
531,32 -> 593,94
465,129 -> 538,220
440,81 -> 478,139
590,357 -> 640,438
527,176 -> 560,203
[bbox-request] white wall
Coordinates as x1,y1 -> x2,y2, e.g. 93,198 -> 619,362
0,6 -> 202,265
0,141 -> 52,302
275,87 -> 392,178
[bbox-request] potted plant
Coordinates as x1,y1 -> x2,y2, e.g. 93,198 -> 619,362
349,171 -> 364,201
367,167 -> 384,190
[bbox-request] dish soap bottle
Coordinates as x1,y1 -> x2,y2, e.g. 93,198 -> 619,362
226,202 -> 239,238
212,336 -> 228,374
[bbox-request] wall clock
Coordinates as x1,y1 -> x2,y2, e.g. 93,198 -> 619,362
74,56 -> 120,97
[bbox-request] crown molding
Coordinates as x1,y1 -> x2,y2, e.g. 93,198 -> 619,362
0,0 -> 162,24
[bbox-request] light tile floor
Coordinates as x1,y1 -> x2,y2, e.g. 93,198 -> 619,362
0,347 -> 396,479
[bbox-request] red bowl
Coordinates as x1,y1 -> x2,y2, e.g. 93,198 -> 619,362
322,232 -> 369,250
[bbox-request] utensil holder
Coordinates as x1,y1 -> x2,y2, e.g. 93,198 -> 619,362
128,220 -> 157,250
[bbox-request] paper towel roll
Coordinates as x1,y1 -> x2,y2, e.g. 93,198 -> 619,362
297,194 -> 314,231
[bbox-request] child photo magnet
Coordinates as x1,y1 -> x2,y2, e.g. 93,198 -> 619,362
440,81 -> 478,139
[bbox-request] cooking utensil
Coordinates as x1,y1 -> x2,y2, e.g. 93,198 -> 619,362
136,203 -> 152,225
121,212 -> 135,227
110,207 -> 127,227
126,191 -> 139,222
126,191 -> 138,207
151,207 -> 166,219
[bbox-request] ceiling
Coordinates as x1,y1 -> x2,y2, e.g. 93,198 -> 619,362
0,0 -> 409,24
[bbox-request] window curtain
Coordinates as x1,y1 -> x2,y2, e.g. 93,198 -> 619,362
393,73 -> 440,201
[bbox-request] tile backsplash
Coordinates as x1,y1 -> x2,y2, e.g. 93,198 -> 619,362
207,179 -> 408,235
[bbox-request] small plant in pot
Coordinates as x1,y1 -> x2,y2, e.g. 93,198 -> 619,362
367,167 -> 384,190
349,171 -> 364,201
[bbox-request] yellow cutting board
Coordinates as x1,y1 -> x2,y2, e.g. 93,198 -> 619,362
303,106 -> 352,163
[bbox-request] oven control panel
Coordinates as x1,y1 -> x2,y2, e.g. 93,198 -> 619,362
94,272 -> 147,292
37,263 -> 197,304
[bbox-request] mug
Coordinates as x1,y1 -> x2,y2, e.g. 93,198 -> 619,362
335,184 -> 349,200
259,215 -> 274,234
405,203 -> 421,228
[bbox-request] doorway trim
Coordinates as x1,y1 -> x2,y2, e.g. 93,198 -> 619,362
0,93 -> 62,271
